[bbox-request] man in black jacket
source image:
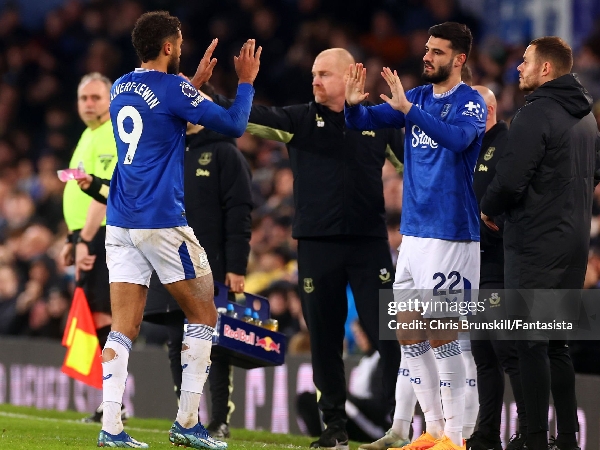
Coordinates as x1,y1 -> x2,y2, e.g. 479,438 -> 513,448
481,37 -> 600,450
214,48 -> 403,450
466,86 -> 527,450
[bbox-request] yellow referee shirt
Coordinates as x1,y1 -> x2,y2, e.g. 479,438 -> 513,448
63,120 -> 117,231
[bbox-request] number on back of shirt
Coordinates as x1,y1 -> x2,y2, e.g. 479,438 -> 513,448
116,106 -> 143,164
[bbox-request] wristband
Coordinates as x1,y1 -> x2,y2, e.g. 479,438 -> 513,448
76,235 -> 93,252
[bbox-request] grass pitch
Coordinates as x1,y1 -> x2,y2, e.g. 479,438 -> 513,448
0,404 -> 323,449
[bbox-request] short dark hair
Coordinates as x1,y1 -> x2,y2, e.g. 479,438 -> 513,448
529,36 -> 573,77
428,22 -> 473,62
131,11 -> 181,63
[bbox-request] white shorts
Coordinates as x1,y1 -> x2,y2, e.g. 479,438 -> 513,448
105,225 -> 212,287
394,236 -> 480,318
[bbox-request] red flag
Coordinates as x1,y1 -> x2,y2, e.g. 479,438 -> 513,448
61,287 -> 103,389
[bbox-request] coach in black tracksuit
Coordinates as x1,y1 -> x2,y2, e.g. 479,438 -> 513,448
467,85 -> 527,450
481,38 -> 600,450
215,48 -> 403,448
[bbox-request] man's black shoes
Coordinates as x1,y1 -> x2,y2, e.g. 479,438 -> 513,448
309,427 -> 349,450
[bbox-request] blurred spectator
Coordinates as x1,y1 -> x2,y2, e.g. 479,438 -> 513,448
360,10 -> 408,66
0,263 -> 22,334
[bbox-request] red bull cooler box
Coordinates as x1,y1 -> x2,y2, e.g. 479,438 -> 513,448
211,281 -> 286,369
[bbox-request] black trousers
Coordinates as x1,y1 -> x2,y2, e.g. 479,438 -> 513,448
296,391 -> 391,442
163,312 -> 234,424
73,226 -> 111,314
471,282 -> 527,440
516,339 -> 579,449
507,266 -> 584,450
297,237 -> 400,430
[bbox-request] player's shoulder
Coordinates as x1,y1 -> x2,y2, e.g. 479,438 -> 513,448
406,84 -> 431,99
456,83 -> 484,102
96,120 -> 117,142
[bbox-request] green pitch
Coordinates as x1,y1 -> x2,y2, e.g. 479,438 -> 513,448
0,404 -> 362,449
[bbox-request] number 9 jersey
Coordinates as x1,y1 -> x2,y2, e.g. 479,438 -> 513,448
107,68 -> 253,229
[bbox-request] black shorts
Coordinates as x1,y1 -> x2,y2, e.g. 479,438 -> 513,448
74,226 -> 111,314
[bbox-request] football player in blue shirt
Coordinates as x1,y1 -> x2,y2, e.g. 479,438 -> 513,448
345,22 -> 485,450
97,11 -> 260,450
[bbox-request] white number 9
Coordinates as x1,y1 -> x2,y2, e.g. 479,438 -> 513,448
116,106 -> 143,165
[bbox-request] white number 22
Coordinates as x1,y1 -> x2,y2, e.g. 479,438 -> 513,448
116,106 -> 143,165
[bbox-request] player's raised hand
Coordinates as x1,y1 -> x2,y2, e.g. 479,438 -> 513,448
190,38 -> 218,89
234,39 -> 262,85
380,67 -> 411,113
345,63 -> 369,106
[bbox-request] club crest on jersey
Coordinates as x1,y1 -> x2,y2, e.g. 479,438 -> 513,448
484,146 -> 495,161
180,82 -> 198,98
198,152 -> 212,166
315,114 -> 325,127
441,103 -> 451,118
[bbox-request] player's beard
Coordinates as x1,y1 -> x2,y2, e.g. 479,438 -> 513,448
422,60 -> 453,84
167,53 -> 180,75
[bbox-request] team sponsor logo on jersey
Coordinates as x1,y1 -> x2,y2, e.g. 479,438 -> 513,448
478,164 -> 488,172
196,168 -> 210,177
441,103 -> 452,118
303,278 -> 314,293
362,130 -> 376,137
462,101 -> 483,119
484,146 -> 495,161
379,268 -> 391,283
411,125 -> 438,148
315,114 -> 325,127
181,81 -> 198,98
198,152 -> 211,165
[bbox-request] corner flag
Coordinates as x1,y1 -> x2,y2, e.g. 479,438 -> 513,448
61,287 -> 103,389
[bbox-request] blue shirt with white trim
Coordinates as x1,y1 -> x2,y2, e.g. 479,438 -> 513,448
107,69 -> 254,229
345,82 -> 486,242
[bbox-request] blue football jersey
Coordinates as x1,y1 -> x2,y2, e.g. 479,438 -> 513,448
345,82 -> 486,241
107,69 -> 253,229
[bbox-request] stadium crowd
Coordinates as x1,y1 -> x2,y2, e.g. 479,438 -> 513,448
1,0 -> 600,372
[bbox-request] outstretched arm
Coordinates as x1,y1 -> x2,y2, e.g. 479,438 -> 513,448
344,64 -> 406,130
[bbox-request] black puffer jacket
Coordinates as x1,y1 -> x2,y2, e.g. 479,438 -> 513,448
481,74 -> 600,289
